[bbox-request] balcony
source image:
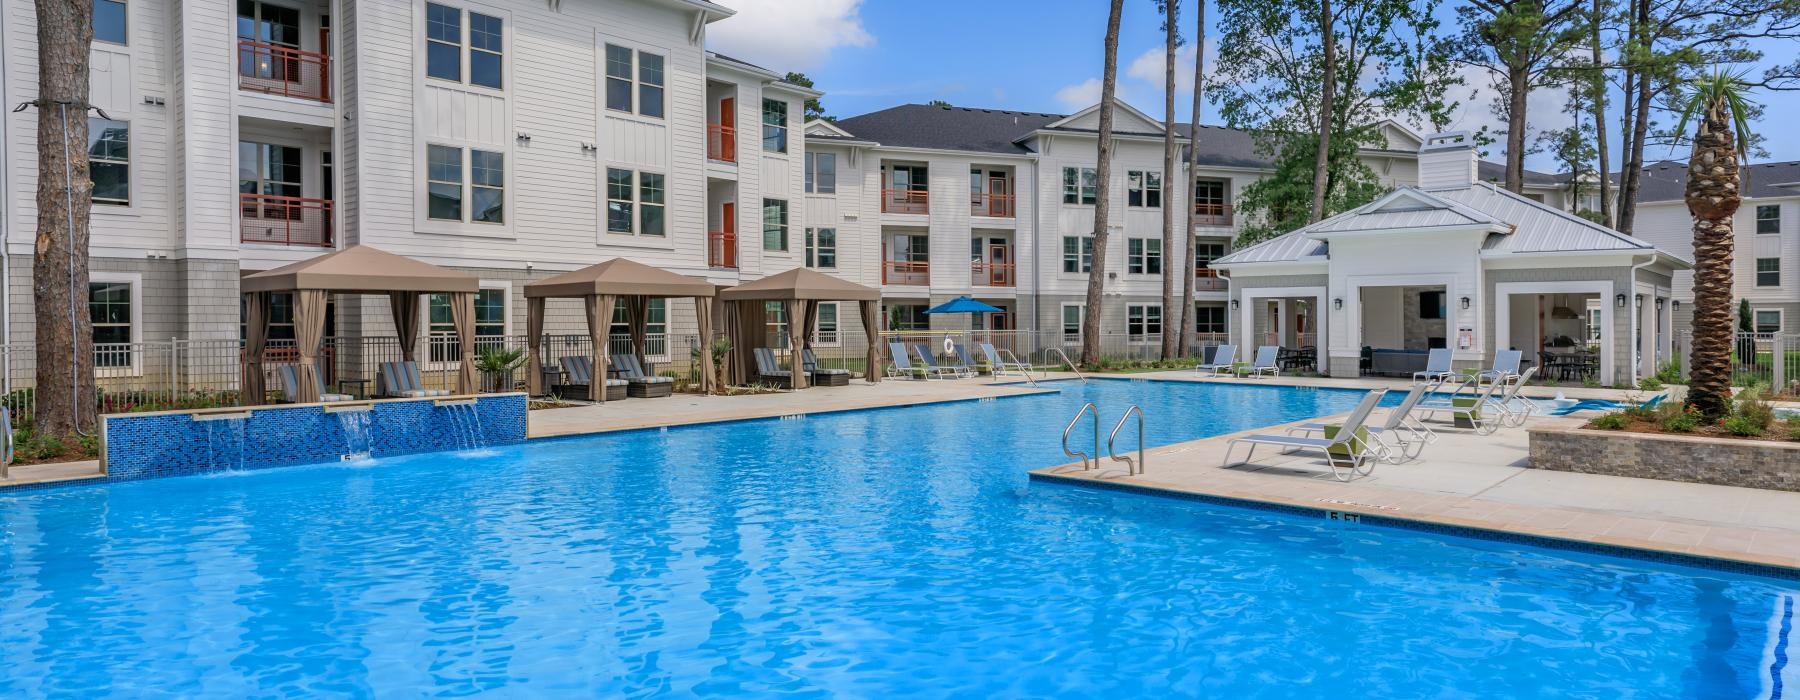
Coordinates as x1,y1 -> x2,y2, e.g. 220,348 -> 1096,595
707,124 -> 736,163
882,189 -> 929,215
1195,267 -> 1227,292
971,261 -> 1015,287
240,193 -> 333,247
1194,203 -> 1234,227
708,230 -> 737,269
238,40 -> 330,103
971,192 -> 1015,218
882,260 -> 929,286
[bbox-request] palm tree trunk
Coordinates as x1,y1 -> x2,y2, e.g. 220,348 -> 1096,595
1159,0 -> 1181,360
1178,0 -> 1205,359
1308,0 -> 1335,223
32,0 -> 97,438
1081,0 -> 1126,367
1683,100 -> 1740,419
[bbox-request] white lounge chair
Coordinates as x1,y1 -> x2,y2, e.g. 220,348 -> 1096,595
912,344 -> 968,378
978,342 -> 1033,377
1249,346 -> 1281,379
888,342 -> 933,380
1472,349 -> 1524,384
1415,374 -> 1506,434
1196,344 -> 1237,377
1223,389 -> 1388,481
1490,365 -> 1540,427
1289,383 -> 1435,463
1412,348 -> 1456,383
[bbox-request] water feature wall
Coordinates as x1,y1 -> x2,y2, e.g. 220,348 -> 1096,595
101,393 -> 529,481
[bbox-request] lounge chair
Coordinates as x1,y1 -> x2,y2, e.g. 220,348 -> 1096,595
911,344 -> 967,378
801,348 -> 851,387
749,347 -> 793,388
1289,383 -> 1435,463
379,360 -> 451,398
1196,344 -> 1237,377
611,353 -> 675,398
558,356 -> 626,401
888,342 -> 932,380
1412,348 -> 1456,383
1415,374 -> 1506,434
1548,393 -> 1666,416
277,364 -> 352,403
1471,349 -> 1524,384
1491,366 -> 1540,427
1222,389 -> 1388,481
1248,346 -> 1281,379
978,342 -> 1033,377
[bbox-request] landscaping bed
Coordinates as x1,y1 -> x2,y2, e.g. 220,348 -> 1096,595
1529,387 -> 1800,492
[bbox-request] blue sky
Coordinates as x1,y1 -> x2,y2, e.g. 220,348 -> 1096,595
707,0 -> 1800,173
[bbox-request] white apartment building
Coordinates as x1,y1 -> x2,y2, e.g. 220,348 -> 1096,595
1633,161 -> 1800,335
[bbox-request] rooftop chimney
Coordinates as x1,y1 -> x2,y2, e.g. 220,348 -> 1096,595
1417,131 -> 1478,190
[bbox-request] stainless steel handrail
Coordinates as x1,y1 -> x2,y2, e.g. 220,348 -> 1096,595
1062,402 -> 1099,470
1045,347 -> 1086,383
0,407 -> 12,478
997,347 -> 1037,387
1108,404 -> 1145,475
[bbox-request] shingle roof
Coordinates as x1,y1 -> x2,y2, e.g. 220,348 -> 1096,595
1477,160 -> 1566,188
1633,160 -> 1800,202
829,104 -> 1269,166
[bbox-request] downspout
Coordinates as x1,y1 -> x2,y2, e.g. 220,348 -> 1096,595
1626,253 -> 1654,387
1029,152 -> 1041,337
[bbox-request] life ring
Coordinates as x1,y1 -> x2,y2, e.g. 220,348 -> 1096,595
943,336 -> 955,356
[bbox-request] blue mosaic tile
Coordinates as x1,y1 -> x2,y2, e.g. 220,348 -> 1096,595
99,394 -> 527,483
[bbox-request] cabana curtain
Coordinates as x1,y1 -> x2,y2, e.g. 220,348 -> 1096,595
242,292 -> 269,404
585,294 -> 616,402
859,300 -> 883,383
722,301 -> 745,386
293,289 -> 329,403
449,291 -> 477,394
783,299 -> 811,390
716,268 -> 884,387
626,295 -> 649,359
390,291 -> 421,362
696,296 -> 715,394
526,297 -> 546,395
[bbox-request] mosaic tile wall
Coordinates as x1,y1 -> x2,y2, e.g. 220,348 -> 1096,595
102,394 -> 529,481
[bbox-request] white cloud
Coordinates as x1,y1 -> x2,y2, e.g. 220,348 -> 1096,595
1442,64 -> 1576,169
1053,78 -> 1104,112
707,0 -> 873,73
1125,43 -> 1217,94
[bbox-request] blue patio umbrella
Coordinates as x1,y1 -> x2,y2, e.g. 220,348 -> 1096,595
923,296 -> 1003,315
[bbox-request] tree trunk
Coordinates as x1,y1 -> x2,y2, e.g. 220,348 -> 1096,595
1082,0 -> 1126,367
1308,0 -> 1335,224
1504,65 -> 1529,194
1159,0 -> 1180,360
1589,0 -> 1612,227
1616,66 -> 1651,234
1683,100 -> 1740,420
32,0 -> 96,439
1178,0 -> 1205,359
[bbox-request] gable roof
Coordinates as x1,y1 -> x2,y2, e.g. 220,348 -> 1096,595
241,245 -> 480,294
718,267 -> 882,302
830,103 -> 1267,166
1634,160 -> 1800,202
1303,188 -> 1504,235
524,258 -> 716,299
1043,100 -> 1165,135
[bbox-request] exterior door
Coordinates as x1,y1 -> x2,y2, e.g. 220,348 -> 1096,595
987,242 -> 1010,286
719,97 -> 736,162
717,202 -> 736,268
987,174 -> 1009,216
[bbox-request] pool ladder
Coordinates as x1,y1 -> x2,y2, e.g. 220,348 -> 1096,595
1061,403 -> 1146,474
1044,347 -> 1086,383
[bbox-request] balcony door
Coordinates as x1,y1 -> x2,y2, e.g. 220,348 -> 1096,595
237,0 -> 302,82
240,142 -> 304,220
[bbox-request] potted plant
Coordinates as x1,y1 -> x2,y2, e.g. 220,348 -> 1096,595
476,347 -> 528,393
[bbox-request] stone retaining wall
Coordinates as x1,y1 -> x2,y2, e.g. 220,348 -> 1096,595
1528,425 -> 1800,492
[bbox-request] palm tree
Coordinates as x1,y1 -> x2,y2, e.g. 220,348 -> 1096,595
1081,0 -> 1127,367
1676,69 -> 1755,420
1158,0 -> 1182,360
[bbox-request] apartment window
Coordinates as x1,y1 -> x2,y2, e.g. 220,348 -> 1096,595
427,145 -> 463,220
607,297 -> 666,337
762,99 -> 788,153
1757,258 -> 1781,287
763,199 -> 788,251
1755,310 -> 1783,334
1195,304 -> 1226,333
1127,170 -> 1162,208
1062,167 -> 1097,205
603,45 -> 662,117
467,12 -> 503,89
1127,304 -> 1162,340
1061,304 -> 1084,342
422,5 -> 502,89
805,152 -> 836,193
805,228 -> 836,268
425,3 -> 462,82
1194,179 -> 1228,218
1061,236 -> 1094,273
89,119 -> 130,205
604,168 -> 662,236
887,303 -> 928,331
95,0 -> 127,44
240,142 -> 302,199
1127,238 -> 1162,275
1419,291 -> 1445,320
427,145 -> 502,223
1194,240 -> 1226,269
90,280 -> 133,350
470,150 -> 505,223
428,288 -> 506,361
1757,205 -> 1781,235
815,302 -> 839,344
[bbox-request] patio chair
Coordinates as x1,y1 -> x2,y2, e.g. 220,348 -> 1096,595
888,342 -> 932,380
1196,344 -> 1237,377
978,342 -> 1033,377
750,347 -> 794,388
1491,366 -> 1540,427
1248,346 -> 1281,379
611,353 -> 675,398
1472,349 -> 1524,384
912,344 -> 967,378
558,356 -> 626,401
801,348 -> 851,387
277,364 -> 352,403
1415,374 -> 1506,434
379,360 -> 451,399
1289,383 -> 1435,463
1412,348 -> 1456,383
1222,389 -> 1388,481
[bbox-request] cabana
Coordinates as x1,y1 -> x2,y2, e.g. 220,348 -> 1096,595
717,268 -> 883,390
522,258 -> 717,401
240,244 -> 481,405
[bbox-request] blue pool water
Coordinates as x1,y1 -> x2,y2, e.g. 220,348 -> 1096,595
1,379 -> 1792,697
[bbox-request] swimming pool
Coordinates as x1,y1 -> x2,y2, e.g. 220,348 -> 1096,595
0,379 -> 1792,696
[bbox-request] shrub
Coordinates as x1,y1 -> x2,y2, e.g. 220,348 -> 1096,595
1733,384 -> 1776,434
1785,416 -> 1800,442
1654,403 -> 1701,433
1722,414 -> 1765,437
1652,358 -> 1682,385
1581,376 -> 1603,389
1637,376 -> 1664,392
1589,412 -> 1630,430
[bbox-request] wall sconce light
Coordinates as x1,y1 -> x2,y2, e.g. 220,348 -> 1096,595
1229,299 -> 1239,310
517,132 -> 532,143
1333,298 -> 1343,311
1672,300 -> 1681,309
1655,297 -> 1665,310
1460,296 -> 1471,310
1635,294 -> 1644,309
1615,294 -> 1627,308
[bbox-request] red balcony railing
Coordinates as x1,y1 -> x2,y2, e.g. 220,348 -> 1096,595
1195,267 -> 1227,291
240,193 -> 333,247
708,230 -> 737,269
1193,202 -> 1234,227
238,40 -> 330,103
882,260 -> 929,285
971,261 -> 1015,287
971,192 -> 1015,218
707,124 -> 736,163
882,189 -> 929,215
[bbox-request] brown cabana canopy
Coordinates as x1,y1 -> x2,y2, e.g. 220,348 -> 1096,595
717,268 -> 883,388
239,245 -> 481,405
522,258 -> 717,401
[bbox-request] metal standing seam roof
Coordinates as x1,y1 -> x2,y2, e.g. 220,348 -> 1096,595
1302,189 -> 1503,234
